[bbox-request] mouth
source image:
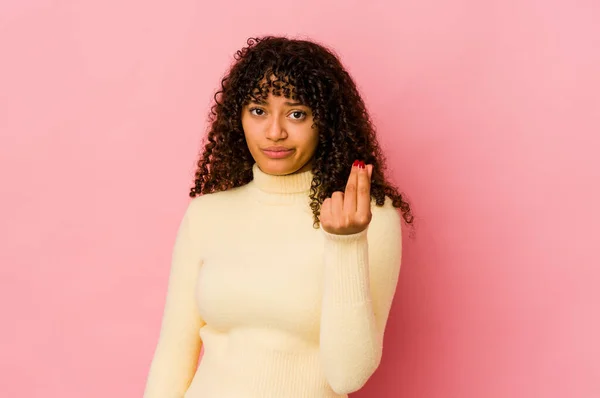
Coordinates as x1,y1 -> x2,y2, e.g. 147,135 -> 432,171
261,147 -> 295,159
262,146 -> 292,151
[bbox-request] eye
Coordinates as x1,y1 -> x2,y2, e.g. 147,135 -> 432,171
249,107 -> 265,116
289,111 -> 307,120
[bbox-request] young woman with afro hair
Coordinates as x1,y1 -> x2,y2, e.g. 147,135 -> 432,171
143,35 -> 414,398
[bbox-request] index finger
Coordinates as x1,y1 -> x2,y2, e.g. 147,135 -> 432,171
356,163 -> 372,215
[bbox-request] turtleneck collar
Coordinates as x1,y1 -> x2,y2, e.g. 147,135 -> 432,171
251,162 -> 313,195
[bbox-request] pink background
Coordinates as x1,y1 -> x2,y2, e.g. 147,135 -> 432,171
1,0 -> 599,397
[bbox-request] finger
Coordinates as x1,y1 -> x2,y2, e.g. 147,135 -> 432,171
344,162 -> 359,213
331,191 -> 344,224
356,163 -> 372,217
321,198 -> 332,223
367,164 -> 373,180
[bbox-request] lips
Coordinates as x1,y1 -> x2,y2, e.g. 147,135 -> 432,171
262,146 -> 292,152
261,146 -> 295,159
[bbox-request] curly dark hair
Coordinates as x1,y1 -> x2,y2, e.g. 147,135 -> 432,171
189,36 -> 413,228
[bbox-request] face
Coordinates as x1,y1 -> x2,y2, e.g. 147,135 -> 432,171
241,92 -> 319,176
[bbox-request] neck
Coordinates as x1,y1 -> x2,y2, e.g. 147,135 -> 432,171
250,163 -> 313,204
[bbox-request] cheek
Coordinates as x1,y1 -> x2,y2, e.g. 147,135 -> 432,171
241,120 -> 258,145
300,128 -> 319,155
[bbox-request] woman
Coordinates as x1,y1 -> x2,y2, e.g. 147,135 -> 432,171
143,36 -> 413,398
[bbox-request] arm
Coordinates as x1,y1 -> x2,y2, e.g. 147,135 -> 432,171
143,200 -> 205,398
319,198 -> 402,394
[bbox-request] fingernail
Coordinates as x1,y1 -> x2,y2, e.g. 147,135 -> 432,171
353,160 -> 360,167
358,161 -> 365,169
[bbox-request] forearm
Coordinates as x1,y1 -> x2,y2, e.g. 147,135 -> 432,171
143,200 -> 205,398
319,229 -> 383,394
319,200 -> 402,394
143,313 -> 203,398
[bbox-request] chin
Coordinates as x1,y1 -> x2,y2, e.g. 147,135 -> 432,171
259,159 -> 304,176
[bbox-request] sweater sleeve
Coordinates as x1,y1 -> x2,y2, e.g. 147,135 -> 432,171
143,201 -> 205,398
319,197 -> 403,394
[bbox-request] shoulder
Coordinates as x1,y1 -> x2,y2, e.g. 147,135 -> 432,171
186,185 -> 249,213
177,185 -> 250,250
368,196 -> 402,241
370,196 -> 401,226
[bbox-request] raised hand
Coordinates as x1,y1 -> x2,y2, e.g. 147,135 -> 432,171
321,160 -> 374,235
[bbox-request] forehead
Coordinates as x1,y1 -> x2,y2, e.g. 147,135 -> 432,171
248,92 -> 305,106
245,73 -> 301,104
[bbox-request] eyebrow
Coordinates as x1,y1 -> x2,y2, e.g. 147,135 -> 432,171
248,99 -> 306,107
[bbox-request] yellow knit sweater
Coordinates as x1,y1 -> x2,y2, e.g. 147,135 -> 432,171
143,163 -> 403,398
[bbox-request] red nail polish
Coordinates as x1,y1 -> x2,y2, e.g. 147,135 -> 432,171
358,161 -> 365,169
353,160 -> 360,167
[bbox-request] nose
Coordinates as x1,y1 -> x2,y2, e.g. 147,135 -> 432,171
265,115 -> 288,141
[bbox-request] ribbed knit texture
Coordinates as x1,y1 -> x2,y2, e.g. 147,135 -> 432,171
143,163 -> 403,398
